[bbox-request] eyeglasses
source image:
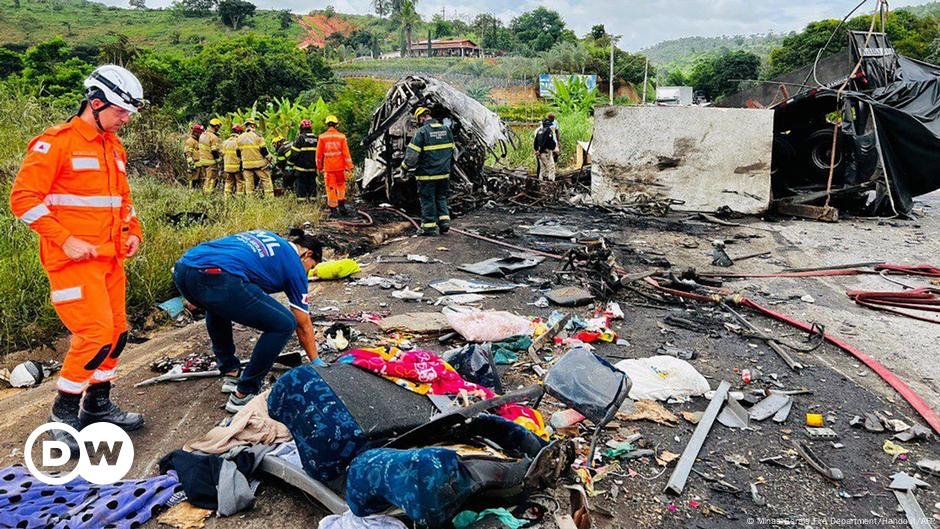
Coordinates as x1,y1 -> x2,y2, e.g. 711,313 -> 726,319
91,72 -> 149,110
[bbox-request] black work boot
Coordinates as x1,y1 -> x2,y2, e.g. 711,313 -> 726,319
49,391 -> 82,455
338,200 -> 349,217
329,207 -> 339,217
80,381 -> 144,431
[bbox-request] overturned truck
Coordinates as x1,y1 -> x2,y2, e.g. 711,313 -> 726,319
359,76 -> 516,211
721,30 -> 940,216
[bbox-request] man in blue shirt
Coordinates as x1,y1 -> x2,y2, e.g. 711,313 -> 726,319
173,229 -> 324,413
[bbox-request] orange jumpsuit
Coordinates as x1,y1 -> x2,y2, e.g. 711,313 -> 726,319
9,116 -> 142,394
316,127 -> 353,208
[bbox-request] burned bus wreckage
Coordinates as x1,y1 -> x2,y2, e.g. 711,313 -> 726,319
721,31 -> 940,217
358,76 -> 517,212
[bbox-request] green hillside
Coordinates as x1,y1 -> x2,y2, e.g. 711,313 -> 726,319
0,0 -> 303,51
640,34 -> 785,74
898,2 -> 940,18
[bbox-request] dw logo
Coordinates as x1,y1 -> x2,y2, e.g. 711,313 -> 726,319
24,422 -> 134,485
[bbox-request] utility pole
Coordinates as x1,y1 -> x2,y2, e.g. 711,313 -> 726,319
641,58 -> 649,104
609,35 -> 620,105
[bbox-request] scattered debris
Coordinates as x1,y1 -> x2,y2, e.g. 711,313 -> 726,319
446,310 -> 533,342
429,278 -> 519,295
458,253 -> 545,277
750,393 -> 793,421
717,398 -> 750,429
545,287 -> 594,307
377,312 -> 451,334
889,472 -> 932,529
615,356 -> 710,401
620,400 -> 679,426
795,442 -> 843,481
664,380 -> 731,496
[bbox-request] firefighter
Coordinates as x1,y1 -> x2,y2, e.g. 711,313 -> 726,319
9,65 -> 147,448
400,107 -> 455,235
316,115 -> 354,216
237,119 -> 274,197
184,124 -> 203,188
287,119 -> 319,202
272,135 -> 292,193
197,118 -> 222,192
220,124 -> 244,198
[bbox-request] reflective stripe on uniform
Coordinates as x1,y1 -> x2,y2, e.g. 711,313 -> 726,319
19,203 -> 51,224
45,194 -> 122,208
91,368 -> 117,381
407,143 -> 422,152
423,143 -> 454,151
291,146 -> 317,152
239,144 -> 261,151
116,159 -> 126,173
421,222 -> 438,228
294,166 -> 317,172
51,286 -> 83,303
71,157 -> 101,170
415,174 -> 450,181
439,215 -> 451,221
56,376 -> 88,394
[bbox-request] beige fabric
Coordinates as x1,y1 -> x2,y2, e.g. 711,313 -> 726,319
242,168 -> 273,197
184,389 -> 291,454
538,151 -> 556,181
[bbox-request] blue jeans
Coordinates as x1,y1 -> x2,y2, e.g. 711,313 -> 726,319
173,263 -> 296,395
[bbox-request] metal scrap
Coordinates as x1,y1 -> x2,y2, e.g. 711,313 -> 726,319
360,76 -> 515,211
794,441 -> 844,481
664,380 -> 731,496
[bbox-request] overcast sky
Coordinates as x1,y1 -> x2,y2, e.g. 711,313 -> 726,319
99,0 -> 934,50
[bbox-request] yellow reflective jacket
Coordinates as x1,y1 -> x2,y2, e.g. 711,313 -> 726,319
197,130 -> 220,167
236,130 -> 268,170
221,135 -> 240,173
184,136 -> 200,167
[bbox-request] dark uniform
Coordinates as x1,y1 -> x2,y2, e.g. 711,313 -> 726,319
273,139 -> 292,191
286,132 -> 318,201
401,119 -> 455,233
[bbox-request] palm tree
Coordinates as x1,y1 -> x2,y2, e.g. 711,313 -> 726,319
396,0 -> 419,57
371,0 -> 389,18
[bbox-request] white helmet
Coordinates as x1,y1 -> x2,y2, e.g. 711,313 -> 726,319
84,64 -> 146,113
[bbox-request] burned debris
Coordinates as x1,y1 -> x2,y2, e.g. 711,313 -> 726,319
722,30 -> 940,218
359,76 -> 517,211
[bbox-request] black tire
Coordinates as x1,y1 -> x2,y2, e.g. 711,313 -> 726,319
804,128 -> 846,185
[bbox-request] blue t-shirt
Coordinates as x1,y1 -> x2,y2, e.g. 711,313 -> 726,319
178,230 -> 309,312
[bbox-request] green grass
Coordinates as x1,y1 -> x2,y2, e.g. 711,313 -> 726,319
496,110 -> 593,172
0,91 -> 321,354
0,0 -> 303,52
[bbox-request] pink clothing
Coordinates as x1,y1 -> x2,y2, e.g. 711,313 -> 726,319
344,348 -> 547,438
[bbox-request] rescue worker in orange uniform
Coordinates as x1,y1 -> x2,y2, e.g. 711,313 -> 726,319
220,124 -> 244,198
184,124 -> 203,188
9,65 -> 147,449
316,115 -> 353,216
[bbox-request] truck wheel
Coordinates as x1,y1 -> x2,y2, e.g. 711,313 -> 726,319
805,128 -> 845,183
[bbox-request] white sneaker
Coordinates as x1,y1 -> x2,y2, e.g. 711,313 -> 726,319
220,375 -> 240,394
225,392 -> 256,414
